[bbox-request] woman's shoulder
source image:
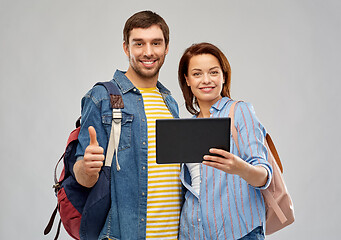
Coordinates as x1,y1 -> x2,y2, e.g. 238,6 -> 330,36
230,100 -> 258,122
234,100 -> 254,112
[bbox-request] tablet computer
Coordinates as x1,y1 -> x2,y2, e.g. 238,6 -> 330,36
156,118 -> 230,164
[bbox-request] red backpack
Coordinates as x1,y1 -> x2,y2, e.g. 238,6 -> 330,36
44,81 -> 124,239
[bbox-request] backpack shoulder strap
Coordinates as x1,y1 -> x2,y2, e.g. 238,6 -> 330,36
228,101 -> 241,155
228,100 -> 283,173
95,81 -> 124,171
95,81 -> 124,109
266,134 -> 283,173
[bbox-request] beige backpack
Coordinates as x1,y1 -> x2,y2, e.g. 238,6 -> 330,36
229,101 -> 295,235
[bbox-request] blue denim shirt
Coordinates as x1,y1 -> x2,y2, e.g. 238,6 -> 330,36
76,70 -> 179,240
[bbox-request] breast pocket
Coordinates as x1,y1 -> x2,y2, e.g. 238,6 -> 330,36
118,112 -> 133,151
102,112 -> 134,151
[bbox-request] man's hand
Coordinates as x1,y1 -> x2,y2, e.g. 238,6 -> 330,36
74,126 -> 104,187
83,126 -> 105,175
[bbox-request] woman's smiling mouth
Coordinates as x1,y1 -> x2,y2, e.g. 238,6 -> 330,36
199,86 -> 215,92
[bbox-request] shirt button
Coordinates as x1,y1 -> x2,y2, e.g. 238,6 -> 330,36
133,88 -> 137,92
142,166 -> 146,170
141,218 -> 145,222
198,218 -> 201,222
142,192 -> 145,196
142,118 -> 145,122
143,142 -> 146,145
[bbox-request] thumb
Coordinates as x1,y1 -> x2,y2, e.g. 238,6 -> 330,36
88,126 -> 99,146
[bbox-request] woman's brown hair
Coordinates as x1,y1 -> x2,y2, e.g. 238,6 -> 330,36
178,42 -> 232,115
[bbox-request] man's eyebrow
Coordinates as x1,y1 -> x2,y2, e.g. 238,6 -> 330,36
152,38 -> 164,42
131,38 -> 164,42
131,38 -> 143,42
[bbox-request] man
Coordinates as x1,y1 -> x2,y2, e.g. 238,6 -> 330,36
73,11 -> 182,240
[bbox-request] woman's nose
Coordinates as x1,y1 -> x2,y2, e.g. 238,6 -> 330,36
202,74 -> 211,84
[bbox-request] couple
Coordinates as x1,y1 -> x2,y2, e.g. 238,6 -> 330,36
74,10 -> 272,240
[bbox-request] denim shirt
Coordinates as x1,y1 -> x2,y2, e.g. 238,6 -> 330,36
75,70 -> 179,240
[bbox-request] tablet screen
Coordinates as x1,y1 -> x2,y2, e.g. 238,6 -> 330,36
156,118 -> 230,164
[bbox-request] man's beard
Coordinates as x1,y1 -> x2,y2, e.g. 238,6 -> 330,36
131,63 -> 162,79
129,54 -> 166,79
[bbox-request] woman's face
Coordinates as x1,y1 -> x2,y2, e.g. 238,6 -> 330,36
185,54 -> 224,107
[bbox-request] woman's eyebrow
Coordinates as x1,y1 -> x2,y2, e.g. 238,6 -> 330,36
209,66 -> 220,71
190,66 -> 220,72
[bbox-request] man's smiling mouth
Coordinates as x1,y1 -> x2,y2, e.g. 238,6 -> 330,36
141,59 -> 157,67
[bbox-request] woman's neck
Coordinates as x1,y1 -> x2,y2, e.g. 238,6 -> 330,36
197,97 -> 223,118
197,103 -> 211,118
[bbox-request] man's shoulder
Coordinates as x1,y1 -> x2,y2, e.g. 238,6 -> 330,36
83,83 -> 113,103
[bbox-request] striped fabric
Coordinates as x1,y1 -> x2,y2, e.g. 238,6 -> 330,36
138,87 -> 182,240
179,98 -> 273,240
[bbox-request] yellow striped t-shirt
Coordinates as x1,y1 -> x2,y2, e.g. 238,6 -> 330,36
138,87 -> 182,240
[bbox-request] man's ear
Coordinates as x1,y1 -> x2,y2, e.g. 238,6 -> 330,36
123,41 -> 129,57
165,44 -> 169,55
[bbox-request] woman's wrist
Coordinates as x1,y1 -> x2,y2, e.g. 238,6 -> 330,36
238,163 -> 268,187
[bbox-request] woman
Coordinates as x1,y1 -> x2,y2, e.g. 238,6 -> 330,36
178,42 -> 273,240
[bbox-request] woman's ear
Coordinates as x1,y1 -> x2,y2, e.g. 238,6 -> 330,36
184,74 -> 190,86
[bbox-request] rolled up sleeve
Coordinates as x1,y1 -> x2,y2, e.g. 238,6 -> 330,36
234,102 -> 273,189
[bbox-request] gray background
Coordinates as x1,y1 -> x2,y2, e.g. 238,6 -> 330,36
1,0 -> 340,239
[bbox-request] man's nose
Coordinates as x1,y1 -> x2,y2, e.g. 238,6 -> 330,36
143,44 -> 154,57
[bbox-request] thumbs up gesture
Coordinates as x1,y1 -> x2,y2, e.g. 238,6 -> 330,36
74,126 -> 105,187
88,125 -> 99,146
83,126 -> 105,176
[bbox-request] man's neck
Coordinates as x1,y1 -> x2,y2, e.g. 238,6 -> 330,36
125,68 -> 158,88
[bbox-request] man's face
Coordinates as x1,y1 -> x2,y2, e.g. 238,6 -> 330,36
124,25 -> 169,80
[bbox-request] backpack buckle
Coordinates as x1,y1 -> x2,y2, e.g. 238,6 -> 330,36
112,109 -> 122,124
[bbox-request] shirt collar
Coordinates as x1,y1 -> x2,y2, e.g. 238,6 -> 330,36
112,69 -> 171,95
211,97 -> 231,111
112,70 -> 135,94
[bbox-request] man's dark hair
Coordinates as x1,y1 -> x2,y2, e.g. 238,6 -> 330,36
123,10 -> 169,47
